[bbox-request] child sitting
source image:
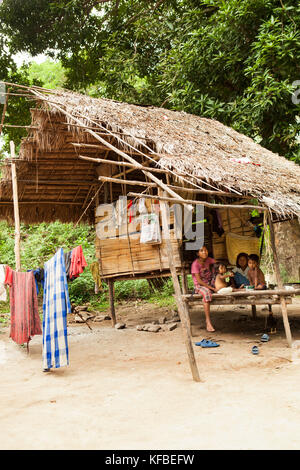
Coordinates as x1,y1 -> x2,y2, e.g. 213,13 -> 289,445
215,263 -> 235,294
247,254 -> 266,290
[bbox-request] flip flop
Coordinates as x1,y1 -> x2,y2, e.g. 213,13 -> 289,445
252,345 -> 259,355
261,333 -> 269,342
195,339 -> 220,348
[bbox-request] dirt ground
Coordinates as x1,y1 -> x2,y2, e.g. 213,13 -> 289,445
1,298 -> 300,450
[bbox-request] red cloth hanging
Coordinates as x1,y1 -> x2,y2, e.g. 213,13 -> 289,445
69,245 -> 87,280
5,266 -> 42,345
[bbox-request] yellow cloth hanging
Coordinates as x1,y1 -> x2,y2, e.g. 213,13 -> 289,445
89,262 -> 102,289
226,232 -> 260,265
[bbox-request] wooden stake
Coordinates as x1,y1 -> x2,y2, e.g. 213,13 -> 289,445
108,279 -> 117,327
268,211 -> 293,347
159,190 -> 201,382
10,141 -> 21,272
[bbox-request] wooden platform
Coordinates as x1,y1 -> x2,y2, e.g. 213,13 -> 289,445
182,288 -> 300,303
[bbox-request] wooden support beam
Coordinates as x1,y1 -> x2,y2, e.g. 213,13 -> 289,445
78,154 -> 169,174
3,124 -> 39,129
167,184 -> 252,199
108,279 -> 117,327
10,141 -> 21,272
127,192 -> 267,212
159,190 -> 201,382
267,211 -> 293,347
0,200 -> 84,205
0,87 -> 10,135
98,175 -> 156,187
188,298 -> 292,307
182,288 -> 300,300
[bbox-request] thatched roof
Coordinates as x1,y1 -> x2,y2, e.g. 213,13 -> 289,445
0,84 -> 299,224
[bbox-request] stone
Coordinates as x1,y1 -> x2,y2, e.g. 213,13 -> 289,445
115,322 -> 126,329
74,315 -> 85,323
171,314 -> 180,322
75,305 -> 89,312
166,323 -> 177,331
136,325 -> 144,331
147,325 -> 161,333
93,315 -> 105,322
158,316 -> 167,324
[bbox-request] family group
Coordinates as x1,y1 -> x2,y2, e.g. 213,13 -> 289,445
191,246 -> 266,332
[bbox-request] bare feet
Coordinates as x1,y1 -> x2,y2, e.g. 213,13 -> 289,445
206,323 -> 215,332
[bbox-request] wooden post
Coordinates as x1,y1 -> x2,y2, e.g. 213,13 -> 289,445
108,279 -> 117,327
268,211 -> 292,347
251,305 -> 257,320
160,191 -> 201,382
10,141 -> 21,272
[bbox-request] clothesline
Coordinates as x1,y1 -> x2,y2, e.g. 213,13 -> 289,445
2,245 -> 88,372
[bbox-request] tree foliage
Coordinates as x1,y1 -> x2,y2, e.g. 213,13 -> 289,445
0,0 -> 299,161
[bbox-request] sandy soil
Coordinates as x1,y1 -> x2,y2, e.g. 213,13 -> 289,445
1,299 -> 300,450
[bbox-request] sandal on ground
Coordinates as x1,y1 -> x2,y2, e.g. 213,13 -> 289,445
261,333 -> 269,342
195,339 -> 220,348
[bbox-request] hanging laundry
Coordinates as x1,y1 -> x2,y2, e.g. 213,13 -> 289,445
27,268 -> 44,295
42,248 -> 71,370
4,266 -> 42,346
127,199 -> 134,223
69,245 -> 87,281
89,261 -> 102,290
0,264 -> 7,302
64,250 -> 72,281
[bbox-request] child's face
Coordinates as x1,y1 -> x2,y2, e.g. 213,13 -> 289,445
238,256 -> 248,269
198,246 -> 208,260
218,265 -> 227,274
248,259 -> 257,270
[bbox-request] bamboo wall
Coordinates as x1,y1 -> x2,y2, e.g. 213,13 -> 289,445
95,198 -> 182,278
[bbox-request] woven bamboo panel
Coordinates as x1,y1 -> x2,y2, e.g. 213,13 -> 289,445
212,208 -> 257,262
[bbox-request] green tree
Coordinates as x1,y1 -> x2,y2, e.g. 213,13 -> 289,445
27,60 -> 66,89
0,0 -> 299,161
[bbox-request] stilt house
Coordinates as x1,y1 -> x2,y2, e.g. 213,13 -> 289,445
0,83 -> 300,381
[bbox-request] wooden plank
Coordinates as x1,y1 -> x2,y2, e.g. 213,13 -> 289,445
182,288 -> 300,300
188,298 -> 292,307
159,191 -> 201,382
108,279 -> 116,327
10,141 -> 21,272
268,211 -> 293,347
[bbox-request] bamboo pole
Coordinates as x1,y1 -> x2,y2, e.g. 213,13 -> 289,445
10,141 -> 21,272
98,175 -> 156,187
108,279 -> 117,327
267,211 -> 293,347
78,155 -> 170,174
182,288 -> 300,300
127,192 -> 267,212
159,190 -> 201,382
0,87 -> 10,135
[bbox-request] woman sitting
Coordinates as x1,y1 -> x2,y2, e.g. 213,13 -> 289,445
232,252 -> 250,288
191,246 -> 216,332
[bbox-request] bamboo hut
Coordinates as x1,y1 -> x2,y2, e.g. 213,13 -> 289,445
1,83 -> 300,382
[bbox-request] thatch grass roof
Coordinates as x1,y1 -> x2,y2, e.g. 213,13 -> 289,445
0,84 -> 299,223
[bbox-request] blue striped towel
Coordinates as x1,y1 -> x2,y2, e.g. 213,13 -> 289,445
42,248 -> 71,370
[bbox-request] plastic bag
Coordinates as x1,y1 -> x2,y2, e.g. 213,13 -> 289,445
140,213 -> 161,244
